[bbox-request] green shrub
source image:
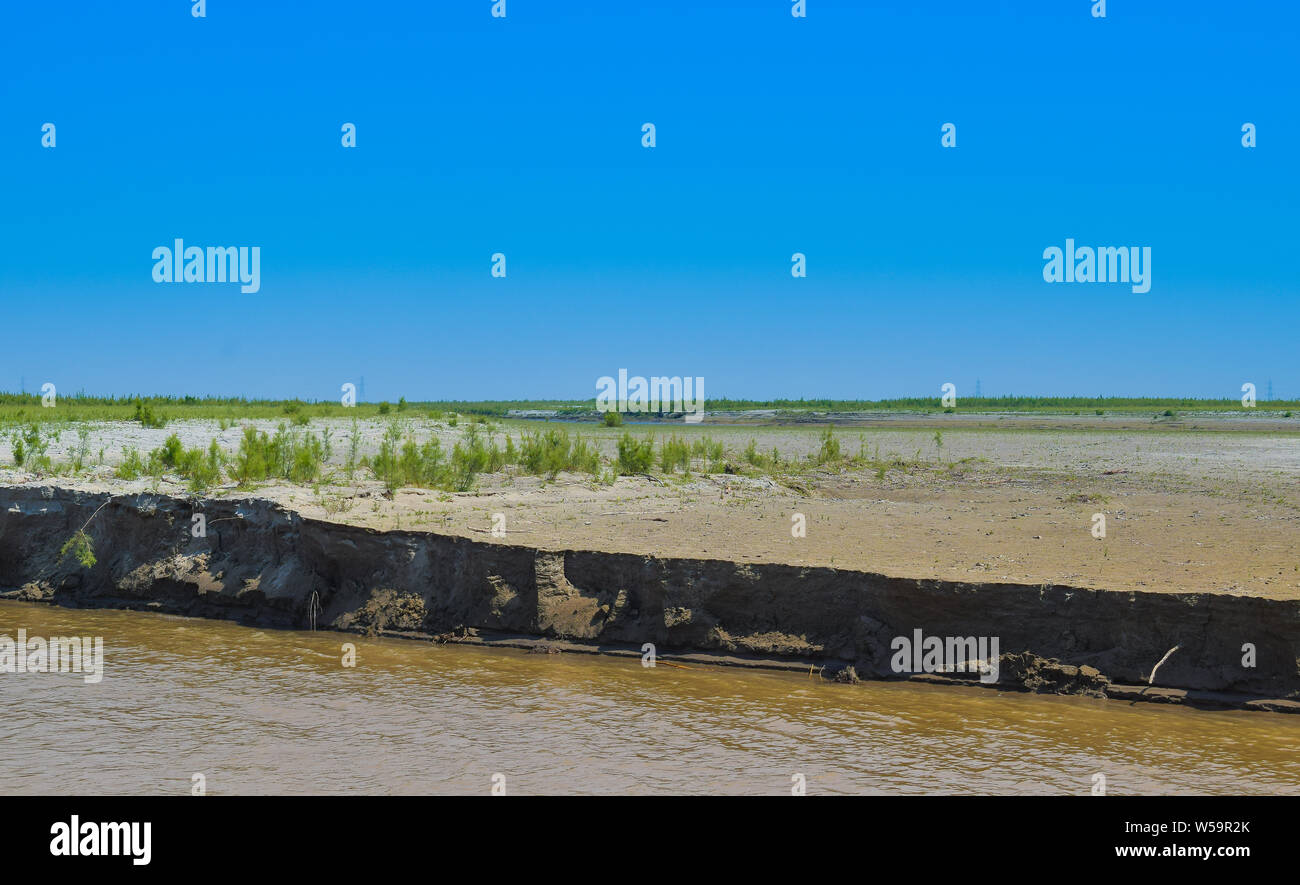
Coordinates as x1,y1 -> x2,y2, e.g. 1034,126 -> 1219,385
132,398 -> 166,428
117,447 -> 145,479
400,437 -> 446,487
177,440 -> 224,492
345,418 -> 362,479
568,436 -> 601,476
11,423 -> 52,471
371,423 -> 461,491
139,434 -> 226,491
60,530 -> 96,569
617,433 -> 654,474
816,428 -> 841,464
691,436 -> 724,463
370,422 -> 404,493
659,434 -> 690,473
519,428 -> 599,479
450,435 -> 491,490
289,444 -> 321,483
157,433 -> 183,468
232,426 -> 272,484
520,428 -> 568,477
227,424 -> 324,486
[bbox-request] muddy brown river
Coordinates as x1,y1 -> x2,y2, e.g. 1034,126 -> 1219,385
2,600 -> 1298,795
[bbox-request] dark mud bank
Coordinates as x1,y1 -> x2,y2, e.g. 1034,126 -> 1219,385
2,486 -> 1297,711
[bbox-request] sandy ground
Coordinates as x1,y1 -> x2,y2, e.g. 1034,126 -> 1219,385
2,415 -> 1298,598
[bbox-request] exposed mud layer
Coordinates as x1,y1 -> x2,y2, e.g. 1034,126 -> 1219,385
2,486 -> 1298,709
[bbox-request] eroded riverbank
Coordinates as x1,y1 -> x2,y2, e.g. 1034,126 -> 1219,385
3,599 -> 1299,794
2,485 -> 1298,712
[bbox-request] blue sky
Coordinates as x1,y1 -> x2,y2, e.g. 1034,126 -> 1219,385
1,1 -> 1295,402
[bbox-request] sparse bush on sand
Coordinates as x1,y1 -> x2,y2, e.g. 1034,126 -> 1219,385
617,433 -> 654,474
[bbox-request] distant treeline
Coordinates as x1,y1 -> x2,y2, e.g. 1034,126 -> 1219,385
704,395 -> 1300,412
0,392 -> 1296,424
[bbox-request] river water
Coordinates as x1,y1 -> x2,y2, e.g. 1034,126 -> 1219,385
2,600 -> 1298,795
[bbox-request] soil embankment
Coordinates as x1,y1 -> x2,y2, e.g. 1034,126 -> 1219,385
2,485 -> 1297,712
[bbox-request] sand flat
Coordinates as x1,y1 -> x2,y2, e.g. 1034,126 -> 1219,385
3,414 -> 1297,598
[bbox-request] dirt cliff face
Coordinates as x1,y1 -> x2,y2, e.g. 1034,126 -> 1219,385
2,486 -> 1297,701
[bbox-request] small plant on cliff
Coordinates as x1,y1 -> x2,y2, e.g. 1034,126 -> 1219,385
60,530 -> 97,569
58,497 -> 111,571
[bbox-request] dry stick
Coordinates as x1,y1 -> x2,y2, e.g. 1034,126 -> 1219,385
73,496 -> 114,537
1146,644 -> 1182,687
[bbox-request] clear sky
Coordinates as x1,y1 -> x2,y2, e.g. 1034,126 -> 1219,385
1,1 -> 1295,402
